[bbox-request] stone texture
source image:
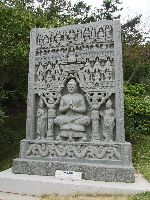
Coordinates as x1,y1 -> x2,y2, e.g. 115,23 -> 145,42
13,20 -> 135,182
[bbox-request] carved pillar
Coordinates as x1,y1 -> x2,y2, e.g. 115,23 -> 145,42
91,109 -> 100,141
46,107 -> 56,140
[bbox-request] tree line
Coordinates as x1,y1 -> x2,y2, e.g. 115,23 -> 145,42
0,0 -> 149,139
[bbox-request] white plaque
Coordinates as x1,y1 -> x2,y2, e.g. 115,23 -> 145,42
55,170 -> 82,181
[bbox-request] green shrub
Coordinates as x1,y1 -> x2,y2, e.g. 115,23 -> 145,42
0,108 -> 5,126
0,128 -> 14,153
124,83 -> 150,139
0,105 -> 14,154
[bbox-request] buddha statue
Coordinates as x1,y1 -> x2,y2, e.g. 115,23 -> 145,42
54,79 -> 90,141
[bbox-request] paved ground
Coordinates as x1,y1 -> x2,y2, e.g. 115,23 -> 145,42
0,192 -> 39,200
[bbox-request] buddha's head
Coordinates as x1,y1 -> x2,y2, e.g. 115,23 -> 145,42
106,99 -> 112,109
67,79 -> 78,94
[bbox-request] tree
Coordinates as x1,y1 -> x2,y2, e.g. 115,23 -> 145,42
1,0 -> 148,114
72,1 -> 92,24
0,0 -> 35,9
93,0 -> 122,21
122,15 -> 150,83
0,2 -> 51,111
36,0 -> 74,27
0,0 -> 75,111
71,0 -> 123,24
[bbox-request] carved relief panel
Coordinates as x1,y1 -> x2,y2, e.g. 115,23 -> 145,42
27,21 -> 124,144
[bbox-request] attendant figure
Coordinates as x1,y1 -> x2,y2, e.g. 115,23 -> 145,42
100,100 -> 115,141
68,47 -> 76,63
93,58 -> 101,73
37,63 -> 45,82
97,28 -> 105,42
83,60 -> 92,81
94,72 -> 100,85
37,98 -> 47,140
104,59 -> 112,80
54,63 -> 61,81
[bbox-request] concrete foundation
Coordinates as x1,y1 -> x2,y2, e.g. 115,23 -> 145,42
0,169 -> 149,196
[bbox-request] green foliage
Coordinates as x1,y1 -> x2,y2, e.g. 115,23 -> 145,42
0,2 -> 62,110
0,108 -> 5,125
0,88 -> 14,153
0,4 -> 31,108
96,0 -> 123,20
0,107 -> 14,155
0,128 -> 14,153
0,112 -> 26,170
122,15 -> 150,83
122,42 -> 150,83
124,83 -> 150,139
72,0 -> 122,24
42,0 -> 74,27
124,82 -> 150,181
132,134 -> 150,181
122,15 -> 143,45
0,0 -> 124,111
0,106 -> 14,155
72,1 -> 92,24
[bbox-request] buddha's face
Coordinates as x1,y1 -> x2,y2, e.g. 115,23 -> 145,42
67,80 -> 77,94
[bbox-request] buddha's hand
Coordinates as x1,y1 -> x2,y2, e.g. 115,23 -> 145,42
99,111 -> 103,116
69,101 -> 73,108
66,104 -> 70,110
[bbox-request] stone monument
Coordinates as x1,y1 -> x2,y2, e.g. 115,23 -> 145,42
12,21 -> 135,182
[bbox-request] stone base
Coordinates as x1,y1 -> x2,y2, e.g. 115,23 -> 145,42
1,169 -> 150,196
13,159 -> 135,183
12,140 -> 135,183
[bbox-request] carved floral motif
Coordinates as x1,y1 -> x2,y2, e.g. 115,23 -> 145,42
26,142 -> 121,160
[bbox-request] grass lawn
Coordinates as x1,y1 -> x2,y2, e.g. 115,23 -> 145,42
0,113 -> 149,200
40,193 -> 150,200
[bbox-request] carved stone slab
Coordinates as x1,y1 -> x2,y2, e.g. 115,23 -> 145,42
13,20 -> 135,182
